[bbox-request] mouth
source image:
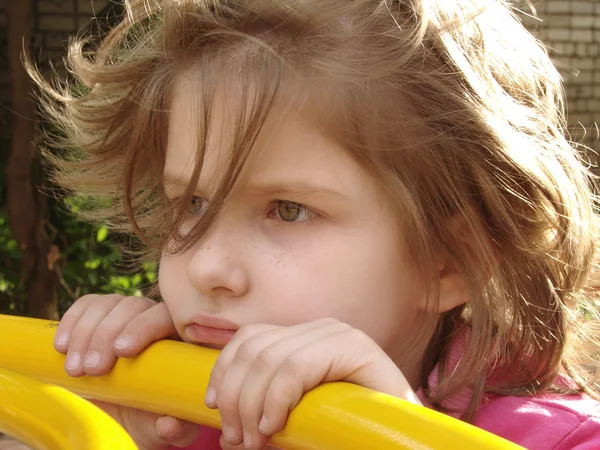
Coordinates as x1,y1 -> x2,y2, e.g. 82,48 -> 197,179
184,313 -> 239,347
186,324 -> 236,346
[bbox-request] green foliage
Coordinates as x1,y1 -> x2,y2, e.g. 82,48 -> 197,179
0,211 -> 24,314
0,193 -> 157,317
53,196 -> 157,315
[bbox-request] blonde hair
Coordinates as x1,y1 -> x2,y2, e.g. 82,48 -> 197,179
30,0 -> 599,420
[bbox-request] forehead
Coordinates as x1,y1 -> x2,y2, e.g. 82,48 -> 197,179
163,73 -> 378,198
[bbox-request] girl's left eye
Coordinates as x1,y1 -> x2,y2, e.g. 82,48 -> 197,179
268,200 -> 314,223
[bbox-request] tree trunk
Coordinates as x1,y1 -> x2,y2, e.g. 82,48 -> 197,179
6,0 -> 58,319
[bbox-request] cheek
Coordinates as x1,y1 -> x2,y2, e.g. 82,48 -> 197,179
253,245 -> 428,366
158,254 -> 189,309
255,233 -> 420,334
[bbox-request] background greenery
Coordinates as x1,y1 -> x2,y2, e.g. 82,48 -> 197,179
0,190 -> 157,317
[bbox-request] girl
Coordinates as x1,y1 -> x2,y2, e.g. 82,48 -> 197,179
15,0 -> 600,449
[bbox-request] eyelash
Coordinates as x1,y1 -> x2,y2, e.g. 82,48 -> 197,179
171,195 -> 317,227
265,200 -> 317,227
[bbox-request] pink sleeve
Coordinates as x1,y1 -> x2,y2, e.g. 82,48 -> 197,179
472,394 -> 600,449
555,417 -> 600,450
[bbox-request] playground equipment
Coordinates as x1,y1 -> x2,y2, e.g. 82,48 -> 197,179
0,314 -> 522,449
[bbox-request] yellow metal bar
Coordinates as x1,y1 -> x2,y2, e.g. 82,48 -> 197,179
0,367 -> 137,450
0,314 -> 522,450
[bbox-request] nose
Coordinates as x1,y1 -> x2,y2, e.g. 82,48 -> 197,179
186,225 -> 250,299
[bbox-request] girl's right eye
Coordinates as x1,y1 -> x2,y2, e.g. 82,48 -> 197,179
186,196 -> 208,216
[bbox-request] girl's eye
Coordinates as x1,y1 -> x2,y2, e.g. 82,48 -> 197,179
270,200 -> 313,223
187,196 -> 208,215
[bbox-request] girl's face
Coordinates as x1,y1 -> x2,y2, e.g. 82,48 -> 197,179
159,77 -> 434,386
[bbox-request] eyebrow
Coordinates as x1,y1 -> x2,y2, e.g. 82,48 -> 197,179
244,181 -> 347,199
163,173 -> 348,200
163,173 -> 191,187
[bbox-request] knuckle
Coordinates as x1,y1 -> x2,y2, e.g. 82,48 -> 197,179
91,321 -> 121,345
349,327 -> 373,345
121,295 -> 149,308
237,389 -> 252,411
317,317 -> 340,326
264,386 -> 283,411
215,390 -> 238,415
254,348 -> 277,370
89,296 -> 121,314
128,314 -> 160,341
235,324 -> 257,341
279,356 -> 302,379
68,329 -> 92,351
129,311 -> 152,329
84,293 -> 120,305
236,340 -> 259,362
74,294 -> 96,303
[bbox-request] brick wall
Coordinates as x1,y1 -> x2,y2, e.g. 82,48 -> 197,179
35,0 -> 110,59
520,0 -> 600,157
0,0 -> 109,139
0,0 -> 599,152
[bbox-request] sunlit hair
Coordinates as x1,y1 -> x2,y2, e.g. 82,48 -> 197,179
29,0 -> 600,420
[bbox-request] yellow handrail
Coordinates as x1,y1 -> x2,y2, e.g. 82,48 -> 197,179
0,314 -> 522,450
0,367 -> 137,450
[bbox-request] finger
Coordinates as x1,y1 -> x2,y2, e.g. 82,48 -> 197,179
261,328 -> 410,435
82,296 -> 156,376
0,437 -> 35,450
155,416 -> 200,448
53,294 -> 100,353
238,320 -> 347,448
112,302 -> 178,357
205,324 -> 278,409
215,320 -> 337,448
208,325 -> 276,446
63,296 -> 122,377
219,434 -> 247,450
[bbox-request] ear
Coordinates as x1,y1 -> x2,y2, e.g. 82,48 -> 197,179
430,216 -> 478,314
435,262 -> 468,313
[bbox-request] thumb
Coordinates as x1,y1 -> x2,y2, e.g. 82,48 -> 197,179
155,416 -> 200,448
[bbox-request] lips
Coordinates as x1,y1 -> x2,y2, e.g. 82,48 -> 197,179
184,313 -> 239,346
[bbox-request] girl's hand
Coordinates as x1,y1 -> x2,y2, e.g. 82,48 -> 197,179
0,437 -> 33,450
207,318 -> 420,450
54,294 -> 176,378
53,294 -> 199,449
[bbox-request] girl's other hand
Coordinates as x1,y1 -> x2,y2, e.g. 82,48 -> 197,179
53,294 -> 199,449
206,318 -> 420,450
0,437 -> 33,450
53,294 -> 176,377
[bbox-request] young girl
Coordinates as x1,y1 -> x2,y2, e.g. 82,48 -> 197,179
11,0 -> 600,449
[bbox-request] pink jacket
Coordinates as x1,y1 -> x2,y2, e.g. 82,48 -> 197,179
416,331 -> 600,449
180,334 -> 600,450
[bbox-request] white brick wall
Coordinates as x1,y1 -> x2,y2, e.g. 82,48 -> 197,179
521,0 -> 600,153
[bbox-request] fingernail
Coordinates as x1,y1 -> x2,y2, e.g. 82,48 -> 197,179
222,426 -> 237,442
258,416 -> 269,434
65,352 -> 81,370
55,333 -> 69,346
84,351 -> 101,367
204,387 -> 216,406
243,431 -> 252,448
114,335 -> 132,350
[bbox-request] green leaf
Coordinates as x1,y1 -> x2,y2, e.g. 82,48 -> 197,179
96,226 -> 108,243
